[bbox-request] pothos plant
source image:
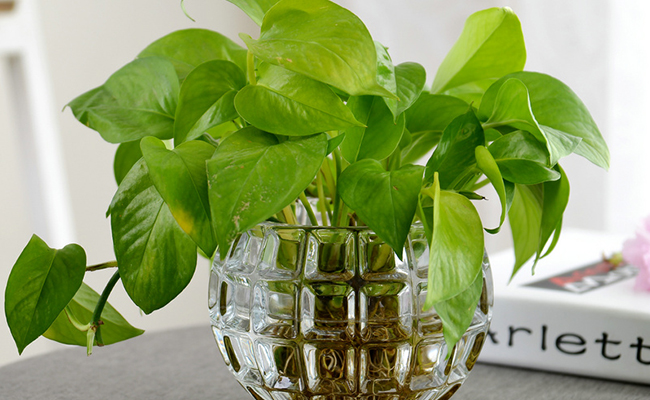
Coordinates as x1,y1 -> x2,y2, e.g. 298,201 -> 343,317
4,0 -> 609,357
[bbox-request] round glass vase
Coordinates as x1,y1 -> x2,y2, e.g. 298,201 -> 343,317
209,222 -> 493,400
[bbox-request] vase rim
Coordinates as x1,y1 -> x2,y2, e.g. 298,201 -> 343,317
256,221 -> 424,232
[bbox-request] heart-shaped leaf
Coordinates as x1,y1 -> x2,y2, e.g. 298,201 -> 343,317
508,183 -> 543,278
480,72 -> 608,169
434,269 -> 483,354
375,41 -> 397,105
5,235 -> 86,354
488,130 -> 561,184
384,62 -> 427,121
113,140 -> 143,185
226,0 -> 281,26
109,159 -> 197,314
174,60 -> 245,145
43,283 -> 144,346
402,93 -> 469,164
141,137 -> 217,257
68,57 -> 179,144
425,109 -> 485,188
138,29 -> 247,81
431,7 -> 525,93
208,127 -> 327,253
424,177 -> 484,307
482,78 -> 582,166
538,164 -> 569,261
338,160 -> 424,255
475,146 -> 507,233
241,0 -> 393,97
340,96 -> 405,162
234,63 -> 362,136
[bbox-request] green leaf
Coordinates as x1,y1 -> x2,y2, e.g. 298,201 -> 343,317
508,183 -> 543,277
338,160 -> 424,255
241,0 -> 394,98
488,130 -> 561,184
340,96 -> 405,163
375,41 -> 397,104
138,29 -> 247,81
482,78 -> 582,166
174,60 -> 245,145
226,0 -> 281,26
5,235 -> 86,354
434,269 -> 483,353
425,109 -> 485,189
431,7 -> 526,93
537,164 -> 569,262
385,62 -> 427,120
475,146 -> 506,233
141,137 -> 217,257
114,140 -> 143,185
109,159 -> 197,314
208,128 -> 327,253
43,283 -> 143,346
327,134 -> 345,155
424,181 -> 484,307
234,63 -> 362,136
402,93 -> 469,164
480,72 -> 609,169
67,57 -> 179,144
488,130 -> 547,163
443,78 -> 497,108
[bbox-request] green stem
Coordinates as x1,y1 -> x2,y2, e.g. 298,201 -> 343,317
336,201 -> 349,227
281,206 -> 297,225
332,149 -> 344,225
63,307 -> 91,332
180,0 -> 196,22
299,192 -> 319,226
321,160 -> 336,199
247,51 -> 256,85
86,260 -> 118,272
91,270 -> 121,348
316,172 -> 329,225
470,178 -> 490,192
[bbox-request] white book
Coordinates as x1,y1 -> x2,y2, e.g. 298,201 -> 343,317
478,229 -> 650,384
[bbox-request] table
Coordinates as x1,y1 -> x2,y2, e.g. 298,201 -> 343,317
1,326 -> 649,399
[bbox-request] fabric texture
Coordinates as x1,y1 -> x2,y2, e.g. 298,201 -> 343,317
0,325 -> 649,399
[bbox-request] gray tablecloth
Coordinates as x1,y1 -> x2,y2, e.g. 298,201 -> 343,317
1,326 -> 649,399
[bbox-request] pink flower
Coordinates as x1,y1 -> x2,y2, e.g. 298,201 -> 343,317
622,215 -> 650,291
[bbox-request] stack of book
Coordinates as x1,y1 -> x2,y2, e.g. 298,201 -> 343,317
479,229 -> 650,384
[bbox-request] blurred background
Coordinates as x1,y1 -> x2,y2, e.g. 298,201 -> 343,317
0,0 -> 645,366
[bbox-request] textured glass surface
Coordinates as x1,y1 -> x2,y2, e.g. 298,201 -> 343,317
209,223 -> 493,400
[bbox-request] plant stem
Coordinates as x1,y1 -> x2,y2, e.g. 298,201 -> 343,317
336,201 -> 349,227
332,149 -> 344,224
281,206 -> 297,225
86,260 -> 118,272
316,172 -> 329,225
63,307 -> 91,332
91,270 -> 121,348
321,159 -> 336,199
470,178 -> 490,192
247,51 -> 256,85
299,192 -> 319,226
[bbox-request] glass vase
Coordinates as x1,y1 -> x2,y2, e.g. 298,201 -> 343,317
209,222 -> 493,400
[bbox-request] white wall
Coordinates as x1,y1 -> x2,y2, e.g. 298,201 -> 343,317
0,0 -> 627,366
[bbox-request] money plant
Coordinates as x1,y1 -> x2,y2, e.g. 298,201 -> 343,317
4,0 -> 609,357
